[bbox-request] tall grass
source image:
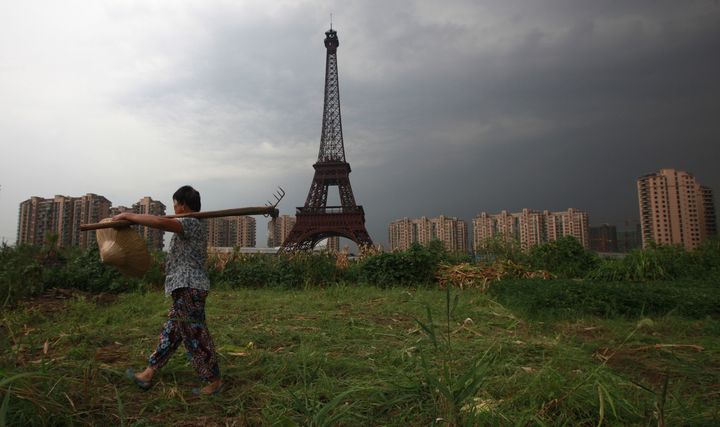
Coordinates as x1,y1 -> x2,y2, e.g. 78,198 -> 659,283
587,244 -> 706,282
414,287 -> 495,425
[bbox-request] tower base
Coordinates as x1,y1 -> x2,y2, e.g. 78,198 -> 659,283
280,207 -> 373,251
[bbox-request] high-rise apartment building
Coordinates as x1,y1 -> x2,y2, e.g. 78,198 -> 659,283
109,206 -> 132,216
207,216 -> 256,248
17,196 -> 57,246
131,197 -> 166,251
472,213 -> 495,246
474,210 -> 523,251
17,193 -> 111,248
473,208 -> 590,253
51,195 -> 78,247
637,168 -> 717,250
235,216 -> 256,248
388,215 -> 468,252
76,194 -> 113,248
267,215 -> 296,247
518,209 -> 545,250
207,218 -> 231,248
700,186 -> 718,238
544,208 -> 589,248
318,236 -> 341,252
388,217 -> 414,251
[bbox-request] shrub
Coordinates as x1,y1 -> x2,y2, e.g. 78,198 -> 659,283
218,254 -> 276,288
357,251 -> 418,287
357,242 -> 456,287
694,238 -> 720,278
474,235 -> 525,263
527,236 -> 599,279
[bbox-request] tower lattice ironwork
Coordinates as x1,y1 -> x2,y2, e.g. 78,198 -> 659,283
281,28 -> 373,251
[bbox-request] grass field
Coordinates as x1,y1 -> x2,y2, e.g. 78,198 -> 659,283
1,284 -> 719,426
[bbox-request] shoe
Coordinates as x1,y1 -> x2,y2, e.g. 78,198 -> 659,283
126,368 -> 152,391
192,382 -> 225,396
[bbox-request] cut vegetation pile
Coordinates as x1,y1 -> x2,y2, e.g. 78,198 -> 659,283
436,261 -> 554,291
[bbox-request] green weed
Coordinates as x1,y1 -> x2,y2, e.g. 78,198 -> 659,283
414,288 -> 495,425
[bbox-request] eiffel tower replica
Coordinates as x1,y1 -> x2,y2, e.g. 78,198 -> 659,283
281,27 -> 373,251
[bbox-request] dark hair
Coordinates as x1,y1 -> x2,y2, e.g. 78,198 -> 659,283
173,185 -> 201,212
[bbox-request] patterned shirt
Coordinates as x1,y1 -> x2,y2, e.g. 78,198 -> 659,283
165,217 -> 210,296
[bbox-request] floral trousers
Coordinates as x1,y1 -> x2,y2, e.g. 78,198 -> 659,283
148,287 -> 220,382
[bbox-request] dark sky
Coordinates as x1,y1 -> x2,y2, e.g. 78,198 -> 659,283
1,1 -> 719,247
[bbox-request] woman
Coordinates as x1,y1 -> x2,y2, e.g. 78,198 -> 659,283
117,185 -> 223,395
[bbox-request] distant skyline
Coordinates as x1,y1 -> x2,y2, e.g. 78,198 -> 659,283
1,1 -> 719,248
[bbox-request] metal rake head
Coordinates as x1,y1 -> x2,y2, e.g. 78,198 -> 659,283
264,187 -> 285,219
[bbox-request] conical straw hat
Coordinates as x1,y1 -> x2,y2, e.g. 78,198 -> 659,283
96,219 -> 152,278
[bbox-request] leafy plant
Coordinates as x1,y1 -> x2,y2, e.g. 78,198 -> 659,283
358,242 -> 450,287
695,238 -> 720,277
475,235 -> 525,263
527,236 -> 599,279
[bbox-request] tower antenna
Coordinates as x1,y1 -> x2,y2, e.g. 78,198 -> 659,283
330,13 -> 333,30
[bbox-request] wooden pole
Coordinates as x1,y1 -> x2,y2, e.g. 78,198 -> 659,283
80,206 -> 278,231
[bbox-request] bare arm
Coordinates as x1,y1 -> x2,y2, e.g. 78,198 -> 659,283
112,213 -> 183,234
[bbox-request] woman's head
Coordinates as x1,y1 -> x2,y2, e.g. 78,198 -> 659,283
173,185 -> 201,213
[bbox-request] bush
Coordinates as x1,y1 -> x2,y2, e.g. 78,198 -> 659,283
475,235 -> 525,263
527,236 -> 599,279
357,241 -> 462,287
216,254 -> 276,288
357,250 -> 429,287
693,238 -> 720,278
274,252 -> 340,288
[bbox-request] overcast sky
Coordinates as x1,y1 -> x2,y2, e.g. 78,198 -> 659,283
1,0 -> 719,248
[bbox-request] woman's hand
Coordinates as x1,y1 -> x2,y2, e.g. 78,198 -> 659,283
113,212 -> 133,222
